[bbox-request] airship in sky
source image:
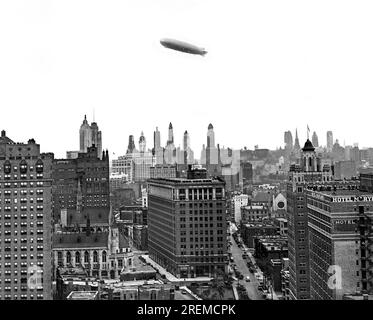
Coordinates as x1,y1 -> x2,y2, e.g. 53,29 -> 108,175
160,38 -> 207,56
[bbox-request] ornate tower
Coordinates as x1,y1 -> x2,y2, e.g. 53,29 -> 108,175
139,131 -> 146,153
79,115 -> 91,152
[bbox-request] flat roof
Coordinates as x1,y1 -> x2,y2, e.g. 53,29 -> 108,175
148,177 -> 225,185
66,291 -> 98,300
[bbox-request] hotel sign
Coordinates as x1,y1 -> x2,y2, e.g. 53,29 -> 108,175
332,196 -> 373,203
333,219 -> 357,232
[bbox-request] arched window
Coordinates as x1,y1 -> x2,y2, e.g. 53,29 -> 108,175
84,251 -> 89,263
66,251 -> 71,264
93,251 -> 98,263
75,251 -> 81,264
309,157 -> 312,167
102,250 -> 107,263
20,160 -> 27,174
35,159 -> 44,173
4,161 -> 11,174
303,157 -> 306,168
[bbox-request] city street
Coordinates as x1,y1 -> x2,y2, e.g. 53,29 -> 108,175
229,234 -> 264,300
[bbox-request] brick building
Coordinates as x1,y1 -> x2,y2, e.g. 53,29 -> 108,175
0,130 -> 53,300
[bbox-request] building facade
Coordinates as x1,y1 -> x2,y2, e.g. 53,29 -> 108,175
307,186 -> 373,299
0,131 -> 53,300
147,167 -> 228,278
52,145 -> 110,223
286,139 -> 333,300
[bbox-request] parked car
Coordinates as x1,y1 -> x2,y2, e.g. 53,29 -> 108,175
181,289 -> 187,294
245,276 -> 250,282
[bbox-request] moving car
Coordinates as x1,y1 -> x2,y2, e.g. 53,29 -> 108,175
245,276 -> 250,282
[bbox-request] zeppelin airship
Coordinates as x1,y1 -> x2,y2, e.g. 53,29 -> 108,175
160,38 -> 207,56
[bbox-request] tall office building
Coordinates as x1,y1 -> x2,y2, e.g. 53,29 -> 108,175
147,166 -> 228,278
153,127 -> 164,165
307,183 -> 373,299
182,130 -> 194,165
327,131 -> 334,152
133,133 -> 153,182
0,130 -> 53,300
79,115 -> 102,159
205,124 -> 221,177
126,135 -> 137,155
284,131 -> 294,152
286,139 -> 333,300
164,123 -> 176,165
311,131 -> 319,148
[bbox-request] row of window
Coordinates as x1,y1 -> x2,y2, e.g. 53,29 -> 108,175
1,189 -> 43,195
1,181 -> 44,188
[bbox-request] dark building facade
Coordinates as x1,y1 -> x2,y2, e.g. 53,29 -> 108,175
147,167 -> 228,278
0,130 -> 53,300
52,145 -> 110,224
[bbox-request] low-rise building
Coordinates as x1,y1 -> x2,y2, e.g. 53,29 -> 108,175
241,205 -> 269,222
241,222 -> 279,248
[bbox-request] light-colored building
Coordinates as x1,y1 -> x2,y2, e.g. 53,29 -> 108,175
231,193 -> 249,224
79,115 -> 102,159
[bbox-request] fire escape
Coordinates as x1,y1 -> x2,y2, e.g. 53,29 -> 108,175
357,205 -> 373,294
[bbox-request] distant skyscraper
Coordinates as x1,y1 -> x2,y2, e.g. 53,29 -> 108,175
183,130 -> 194,164
154,127 -> 161,149
207,123 -> 215,148
293,129 -> 301,151
153,127 -> 164,165
126,135 -> 137,154
167,122 -> 174,145
164,123 -> 176,164
79,115 -> 102,159
139,131 -> 146,153
311,131 -> 319,148
284,131 -> 293,151
327,131 -> 333,151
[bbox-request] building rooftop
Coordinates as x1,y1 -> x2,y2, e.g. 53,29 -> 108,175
66,291 -> 98,300
0,130 -> 14,144
53,232 -> 109,249
58,266 -> 88,279
343,293 -> 373,300
243,222 -> 277,228
68,207 -> 109,226
148,177 -> 225,185
252,192 -> 272,203
121,255 -> 156,275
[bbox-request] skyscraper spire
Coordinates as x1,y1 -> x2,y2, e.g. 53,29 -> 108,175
294,128 -> 301,150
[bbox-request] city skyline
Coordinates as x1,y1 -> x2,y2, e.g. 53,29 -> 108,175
0,117 -> 367,159
1,0 -> 373,158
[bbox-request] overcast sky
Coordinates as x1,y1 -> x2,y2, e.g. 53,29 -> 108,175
1,0 -> 373,158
